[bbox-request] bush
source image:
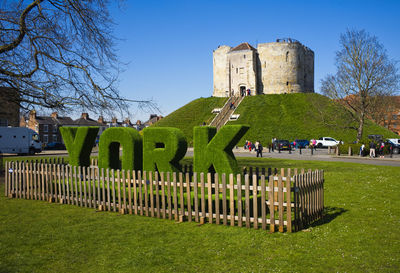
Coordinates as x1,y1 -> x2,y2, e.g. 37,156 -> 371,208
142,127 -> 187,174
98,127 -> 142,171
60,126 -> 99,167
338,143 -> 362,155
193,125 -> 249,176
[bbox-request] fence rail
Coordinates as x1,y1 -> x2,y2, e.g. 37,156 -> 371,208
4,161 -> 324,232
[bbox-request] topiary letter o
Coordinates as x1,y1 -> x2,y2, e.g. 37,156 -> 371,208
143,127 -> 187,173
193,125 -> 249,175
98,127 -> 143,171
60,126 -> 99,167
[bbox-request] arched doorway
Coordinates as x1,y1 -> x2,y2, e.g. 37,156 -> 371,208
240,86 -> 246,97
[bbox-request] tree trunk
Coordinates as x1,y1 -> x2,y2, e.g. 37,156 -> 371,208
356,113 -> 365,143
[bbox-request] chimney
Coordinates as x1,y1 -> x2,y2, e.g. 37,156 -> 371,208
81,113 -> 89,120
29,110 -> 36,120
112,117 -> 117,124
98,116 -> 104,124
51,112 -> 58,119
124,118 -> 131,125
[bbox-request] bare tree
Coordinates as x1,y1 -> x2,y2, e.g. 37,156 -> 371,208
321,29 -> 399,142
0,0 -> 158,115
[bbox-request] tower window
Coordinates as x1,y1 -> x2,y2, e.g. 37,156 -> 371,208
286,81 -> 289,86
236,68 -> 238,74
244,55 -> 246,59
286,51 -> 289,62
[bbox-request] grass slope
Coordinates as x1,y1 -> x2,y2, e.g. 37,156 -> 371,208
154,93 -> 397,145
1,158 -> 399,272
153,97 -> 227,145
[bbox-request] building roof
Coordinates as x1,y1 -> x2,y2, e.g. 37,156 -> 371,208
230,42 -> 256,52
35,116 -> 74,125
74,117 -> 104,126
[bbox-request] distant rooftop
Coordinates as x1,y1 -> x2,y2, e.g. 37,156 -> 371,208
231,42 -> 256,52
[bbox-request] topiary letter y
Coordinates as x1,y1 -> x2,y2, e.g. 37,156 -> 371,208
60,126 -> 99,167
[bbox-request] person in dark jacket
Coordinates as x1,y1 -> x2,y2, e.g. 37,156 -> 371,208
256,141 -> 263,157
369,141 -> 376,158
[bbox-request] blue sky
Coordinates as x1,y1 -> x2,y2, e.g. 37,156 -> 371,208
109,0 -> 400,121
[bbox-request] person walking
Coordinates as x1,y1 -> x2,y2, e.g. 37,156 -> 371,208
271,138 -> 275,152
359,144 -> 365,156
369,141 -> 376,158
256,141 -> 263,157
379,142 -> 385,158
312,139 -> 317,150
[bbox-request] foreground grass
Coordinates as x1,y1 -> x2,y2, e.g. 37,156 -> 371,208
1,158 -> 399,272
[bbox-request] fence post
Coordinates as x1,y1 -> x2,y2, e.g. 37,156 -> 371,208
186,172 -> 192,222
229,173 -> 235,227
4,161 -> 8,197
286,169 -> 292,233
244,174 -> 250,228
252,173 -> 258,229
236,174 -> 242,227
207,173 -> 213,224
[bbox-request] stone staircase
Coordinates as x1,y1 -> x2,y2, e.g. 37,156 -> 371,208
209,96 -> 244,130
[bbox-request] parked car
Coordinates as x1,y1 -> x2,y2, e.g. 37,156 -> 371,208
273,140 -> 291,150
385,139 -> 400,154
44,142 -> 66,150
314,137 -> 340,148
368,134 -> 383,142
291,139 -> 309,149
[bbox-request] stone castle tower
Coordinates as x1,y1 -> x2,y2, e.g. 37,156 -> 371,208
213,38 -> 314,97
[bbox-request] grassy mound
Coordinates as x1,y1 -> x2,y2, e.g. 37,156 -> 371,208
153,97 -> 227,145
154,93 -> 397,145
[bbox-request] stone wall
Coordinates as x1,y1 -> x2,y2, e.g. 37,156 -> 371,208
228,49 -> 257,96
213,40 -> 314,97
213,46 -> 231,97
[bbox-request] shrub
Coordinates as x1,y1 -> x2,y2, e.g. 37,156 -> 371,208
98,127 -> 142,171
339,143 -> 362,155
60,126 -> 99,167
193,125 -> 249,176
142,127 -> 187,174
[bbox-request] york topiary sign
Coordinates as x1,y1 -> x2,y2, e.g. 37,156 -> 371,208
61,125 -> 249,175
59,126 -> 99,167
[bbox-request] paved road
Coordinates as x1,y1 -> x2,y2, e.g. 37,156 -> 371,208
2,147 -> 400,167
186,148 -> 400,167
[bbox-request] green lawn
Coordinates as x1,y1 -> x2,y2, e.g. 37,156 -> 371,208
1,158 -> 399,272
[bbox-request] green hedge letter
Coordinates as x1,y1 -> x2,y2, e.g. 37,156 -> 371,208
193,125 -> 249,175
98,127 -> 142,171
60,126 -> 99,167
143,127 -> 187,173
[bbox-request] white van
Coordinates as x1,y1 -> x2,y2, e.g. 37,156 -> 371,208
0,127 -> 42,155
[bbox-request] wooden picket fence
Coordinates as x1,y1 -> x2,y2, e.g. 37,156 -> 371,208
4,161 -> 324,232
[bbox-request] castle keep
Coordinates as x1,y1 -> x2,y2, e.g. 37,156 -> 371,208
213,38 -> 314,97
